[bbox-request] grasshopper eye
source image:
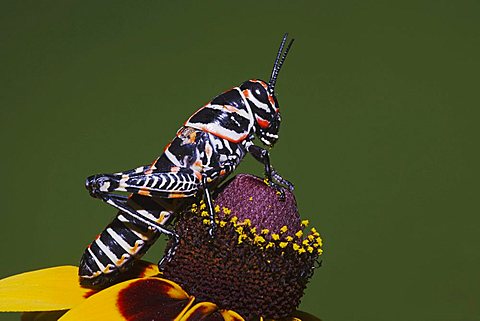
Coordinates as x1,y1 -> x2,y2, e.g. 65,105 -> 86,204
252,84 -> 268,103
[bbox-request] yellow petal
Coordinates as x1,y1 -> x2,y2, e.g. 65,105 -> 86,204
0,261 -> 161,312
180,302 -> 218,321
104,260 -> 161,285
0,266 -> 91,312
21,311 -> 67,321
180,302 -> 245,321
219,309 -> 245,321
59,277 -> 194,321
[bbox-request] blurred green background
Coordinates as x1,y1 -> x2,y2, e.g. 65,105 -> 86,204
1,1 -> 479,320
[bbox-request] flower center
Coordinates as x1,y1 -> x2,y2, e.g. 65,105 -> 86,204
162,174 -> 322,321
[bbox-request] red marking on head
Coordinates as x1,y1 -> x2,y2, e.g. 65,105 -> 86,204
255,115 -> 270,129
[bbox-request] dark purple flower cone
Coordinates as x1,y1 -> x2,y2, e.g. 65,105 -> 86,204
162,174 -> 322,321
214,174 -> 301,237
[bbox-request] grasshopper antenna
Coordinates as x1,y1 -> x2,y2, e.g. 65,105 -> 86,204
268,33 -> 295,93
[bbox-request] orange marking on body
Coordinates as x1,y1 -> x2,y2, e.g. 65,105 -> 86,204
255,115 -> 270,129
169,193 -> 185,198
138,189 -> 151,196
211,130 -> 248,143
149,157 -> 159,169
194,170 -> 203,181
192,160 -> 203,172
220,169 -> 226,176
275,107 -> 280,113
170,166 -> 180,173
268,95 -> 275,106
116,256 -> 127,266
189,131 -> 197,143
157,212 -> 166,223
131,242 -> 140,254
163,142 -> 171,152
205,142 -> 213,158
193,123 -> 248,143
145,168 -> 153,175
223,105 -> 239,113
242,89 -> 250,98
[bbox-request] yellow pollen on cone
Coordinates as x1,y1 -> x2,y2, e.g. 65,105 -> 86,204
223,207 -> 231,215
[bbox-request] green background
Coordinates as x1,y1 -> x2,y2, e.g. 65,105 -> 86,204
1,1 -> 479,320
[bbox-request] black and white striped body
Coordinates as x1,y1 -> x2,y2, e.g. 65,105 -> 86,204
80,100 -> 253,284
81,34 -> 295,286
79,195 -> 174,284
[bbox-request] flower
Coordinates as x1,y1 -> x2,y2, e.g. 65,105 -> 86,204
162,174 -> 322,321
0,262 -> 245,321
0,174 -> 323,321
